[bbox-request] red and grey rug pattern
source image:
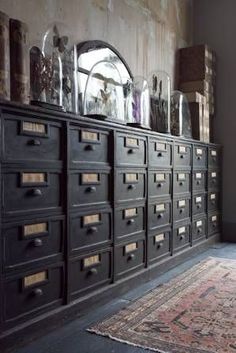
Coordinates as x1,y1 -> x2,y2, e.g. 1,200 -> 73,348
88,257 -> 236,353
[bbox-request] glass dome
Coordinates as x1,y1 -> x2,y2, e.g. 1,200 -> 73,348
170,90 -> 192,138
148,70 -> 170,133
30,22 -> 77,112
83,60 -> 125,123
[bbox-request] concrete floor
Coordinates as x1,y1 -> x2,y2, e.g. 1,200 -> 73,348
13,243 -> 236,353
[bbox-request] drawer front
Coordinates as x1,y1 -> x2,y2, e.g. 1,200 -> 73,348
173,224 -> 191,250
193,146 -> 207,168
70,171 -> 110,207
148,171 -> 171,199
70,211 -> 111,252
209,148 -> 220,167
208,170 -> 220,190
208,192 -> 220,212
3,218 -> 64,270
149,140 -> 172,167
115,206 -> 144,240
149,201 -> 171,230
173,198 -> 190,222
116,134 -> 146,166
70,127 -> 109,165
192,218 -> 206,241
192,194 -> 206,216
69,251 -> 111,297
148,231 -> 170,262
4,266 -> 63,322
3,171 -> 61,215
3,117 -> 61,161
192,171 -> 206,192
174,172 -> 191,194
174,144 -> 191,167
208,214 -> 220,236
115,170 -> 146,202
115,240 -> 145,277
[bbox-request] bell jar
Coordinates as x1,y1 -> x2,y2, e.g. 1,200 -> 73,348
148,70 -> 170,133
30,22 -> 77,112
83,60 -> 125,123
170,90 -> 192,138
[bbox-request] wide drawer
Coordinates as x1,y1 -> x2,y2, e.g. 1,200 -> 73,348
115,133 -> 146,166
208,213 -> 220,236
3,217 -> 64,271
173,197 -> 191,223
149,139 -> 172,167
192,193 -> 207,216
193,145 -> 207,168
208,170 -> 220,190
3,116 -> 61,162
148,230 -> 171,263
173,223 -> 191,250
208,192 -> 220,212
115,169 -> 146,202
174,143 -> 191,167
208,147 -> 220,167
148,171 -> 171,199
192,217 -> 207,242
192,171 -> 206,192
115,205 -> 145,241
70,210 -> 112,252
173,171 -> 191,195
149,200 -> 171,230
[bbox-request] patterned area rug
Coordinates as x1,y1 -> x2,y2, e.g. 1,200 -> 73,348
88,257 -> 236,353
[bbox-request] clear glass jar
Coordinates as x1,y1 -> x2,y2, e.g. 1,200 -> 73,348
170,90 -> 192,138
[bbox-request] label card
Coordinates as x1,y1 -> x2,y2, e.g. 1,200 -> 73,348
178,200 -> 186,208
196,148 -> 203,156
124,208 -> 137,218
22,173 -> 46,184
156,142 -> 166,151
178,226 -> 186,235
156,204 -> 165,212
126,137 -> 138,147
24,223 -> 47,237
178,173 -> 186,181
211,172 -> 217,178
212,215 -> 217,222
83,255 -> 100,268
155,173 -> 166,182
81,130 -> 99,142
22,121 -> 46,134
81,173 -> 99,184
196,196 -> 202,203
210,193 -> 216,200
125,173 -> 138,183
211,150 -> 217,157
155,233 -> 165,242
196,173 -> 202,179
196,220 -> 203,227
125,242 -> 137,253
23,271 -> 47,288
83,214 -> 100,226
179,145 -> 186,153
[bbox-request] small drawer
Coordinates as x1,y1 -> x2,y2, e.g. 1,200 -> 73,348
149,201 -> 171,230
115,206 -> 144,241
192,218 -> 206,241
70,170 -> 110,207
69,250 -> 111,298
209,147 -> 220,167
3,217 -> 64,271
70,211 -> 111,252
3,116 -> 61,162
192,171 -> 206,192
149,140 -> 172,167
115,134 -> 146,166
148,231 -> 170,263
3,171 -> 61,216
115,170 -> 146,202
192,193 -> 206,216
208,170 -> 220,190
3,265 -> 63,322
173,197 -> 190,223
173,224 -> 191,250
115,240 -> 145,278
148,171 -> 171,199
70,127 -> 109,165
174,143 -> 191,167
208,214 -> 220,236
193,146 -> 207,168
208,192 -> 220,212
173,171 -> 191,195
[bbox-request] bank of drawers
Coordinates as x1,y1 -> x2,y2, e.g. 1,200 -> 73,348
148,227 -> 171,265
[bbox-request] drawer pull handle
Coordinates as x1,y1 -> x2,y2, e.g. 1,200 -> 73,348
157,213 -> 164,219
86,186 -> 96,193
88,268 -> 98,276
85,144 -> 95,151
197,228 -> 202,234
157,152 -> 163,157
211,200 -> 216,205
127,253 -> 135,261
31,189 -> 42,197
179,181 -> 184,186
212,222 -> 217,228
180,235 -> 185,240
197,156 -> 202,160
127,218 -> 135,225
180,154 -> 184,159
179,209 -> 184,214
157,183 -> 163,188
212,179 -> 216,184
32,288 -> 43,297
88,226 -> 98,234
27,139 -> 41,146
197,204 -> 202,209
197,181 -> 201,185
128,148 -> 135,154
33,238 -> 43,247
128,184 -> 136,190
157,242 -> 163,249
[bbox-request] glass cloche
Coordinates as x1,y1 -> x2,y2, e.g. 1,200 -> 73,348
30,22 -> 77,112
170,90 -> 192,138
83,60 -> 125,123
148,70 -> 170,133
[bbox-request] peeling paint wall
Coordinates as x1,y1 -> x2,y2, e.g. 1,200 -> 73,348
0,0 -> 193,87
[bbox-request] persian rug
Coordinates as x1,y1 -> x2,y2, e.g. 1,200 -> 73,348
88,257 -> 236,353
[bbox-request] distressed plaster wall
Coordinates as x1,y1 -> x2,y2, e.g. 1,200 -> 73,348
0,0 -> 193,86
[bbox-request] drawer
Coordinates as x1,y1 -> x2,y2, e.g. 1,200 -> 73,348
192,218 -> 206,241
115,240 -> 145,278
208,213 -> 220,236
173,197 -> 190,223
70,210 -> 111,252
115,205 -> 144,241
3,265 -> 63,322
174,143 -> 191,167
69,250 -> 111,297
173,171 -> 191,195
192,171 -> 206,192
149,201 -> 171,230
115,170 -> 146,202
173,224 -> 191,250
209,147 -> 220,167
3,171 -> 61,216
148,230 -> 170,263
149,139 -> 172,167
3,217 -> 64,271
148,171 -> 171,199
115,134 -> 146,166
208,170 -> 220,190
193,146 -> 207,168
192,193 -> 206,216
70,170 -> 110,207
70,126 -> 109,165
208,192 -> 220,212
3,116 -> 61,162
